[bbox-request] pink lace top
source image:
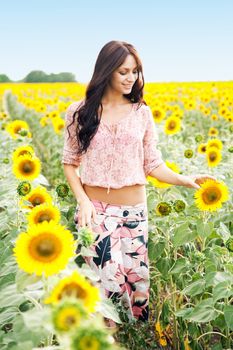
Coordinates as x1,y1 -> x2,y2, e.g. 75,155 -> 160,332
61,99 -> 164,193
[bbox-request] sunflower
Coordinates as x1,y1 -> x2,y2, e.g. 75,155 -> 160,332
26,203 -> 61,225
218,107 -> 229,118
20,185 -> 53,209
56,183 -> 69,198
52,300 -> 87,332
148,161 -> 180,188
203,107 -> 211,116
35,103 -> 47,113
13,221 -> 76,277
195,134 -> 203,142
184,99 -> 196,110
71,327 -> 111,350
12,154 -> 41,181
208,127 -> 218,137
211,114 -> 218,121
44,271 -> 101,312
173,200 -> 186,213
194,179 -> 229,212
184,149 -> 193,158
155,202 -> 172,216
170,105 -> 184,118
12,145 -> 35,162
40,116 -> 50,127
206,147 -> 222,167
17,181 -> 31,196
52,117 -> 65,134
197,143 -> 207,154
5,120 -> 30,139
164,115 -> 181,135
206,138 -> 223,151
152,106 -> 166,123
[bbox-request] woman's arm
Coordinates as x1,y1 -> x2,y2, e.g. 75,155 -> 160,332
63,164 -> 89,203
148,163 -> 217,189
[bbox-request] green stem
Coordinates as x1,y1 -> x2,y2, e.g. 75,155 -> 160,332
196,331 -> 227,342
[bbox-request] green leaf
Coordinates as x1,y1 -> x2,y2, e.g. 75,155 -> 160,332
216,222 -> 231,241
224,305 -> 233,329
169,257 -> 188,274
213,281 -> 233,302
171,222 -> 197,247
196,220 -> 214,239
205,271 -> 233,288
96,298 -> 122,324
15,270 -> 42,292
0,285 -> 25,308
0,307 -> 19,325
186,298 -> 219,323
175,307 -> 194,318
181,279 -> 205,297
148,238 -> 165,260
156,257 -> 171,276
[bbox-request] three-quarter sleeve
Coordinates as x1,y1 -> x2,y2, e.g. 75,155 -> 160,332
61,101 -> 83,167
143,106 -> 164,176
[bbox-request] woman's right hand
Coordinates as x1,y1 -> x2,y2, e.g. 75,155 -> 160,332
75,198 -> 98,229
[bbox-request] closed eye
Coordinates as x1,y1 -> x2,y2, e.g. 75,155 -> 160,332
120,71 -> 138,75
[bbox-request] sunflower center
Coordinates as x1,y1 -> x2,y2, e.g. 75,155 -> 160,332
209,152 -> 217,161
37,212 -> 52,223
202,187 -> 222,204
65,315 -> 77,326
21,160 -> 35,174
31,195 -> 44,206
14,126 -> 22,134
29,233 -> 62,262
80,337 -> 99,350
59,282 -> 87,300
154,111 -> 161,118
168,121 -> 176,130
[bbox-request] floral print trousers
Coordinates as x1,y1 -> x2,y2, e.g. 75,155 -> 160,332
74,199 -> 149,323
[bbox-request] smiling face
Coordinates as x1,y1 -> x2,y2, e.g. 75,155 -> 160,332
108,54 -> 139,94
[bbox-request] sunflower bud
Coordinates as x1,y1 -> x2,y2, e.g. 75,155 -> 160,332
155,202 -> 172,216
17,181 -> 32,196
173,200 -> 186,212
78,227 -> 95,247
56,183 -> 69,198
195,134 -> 203,142
52,299 -> 88,332
18,129 -> 29,137
2,158 -> 9,164
228,146 -> 233,153
184,149 -> 193,158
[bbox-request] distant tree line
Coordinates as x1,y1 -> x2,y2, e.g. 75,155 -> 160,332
0,70 -> 77,83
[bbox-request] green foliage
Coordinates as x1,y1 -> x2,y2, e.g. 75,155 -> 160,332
23,70 -> 77,82
0,74 -> 11,83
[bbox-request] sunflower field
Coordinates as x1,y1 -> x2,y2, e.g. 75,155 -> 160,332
0,81 -> 232,350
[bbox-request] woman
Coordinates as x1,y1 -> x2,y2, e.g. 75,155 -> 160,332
61,40 -> 217,327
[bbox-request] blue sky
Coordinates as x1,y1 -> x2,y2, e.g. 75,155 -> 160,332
1,0 -> 233,83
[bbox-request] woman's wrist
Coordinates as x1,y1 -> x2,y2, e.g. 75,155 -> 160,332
175,173 -> 189,186
76,193 -> 90,205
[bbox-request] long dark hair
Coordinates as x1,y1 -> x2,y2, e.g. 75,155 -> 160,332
67,40 -> 147,157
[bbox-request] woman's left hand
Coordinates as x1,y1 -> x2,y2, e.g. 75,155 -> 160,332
181,174 -> 218,189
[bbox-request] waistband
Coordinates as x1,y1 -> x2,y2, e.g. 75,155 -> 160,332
89,199 -> 148,220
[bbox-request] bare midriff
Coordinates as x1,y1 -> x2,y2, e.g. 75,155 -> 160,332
83,184 -> 147,206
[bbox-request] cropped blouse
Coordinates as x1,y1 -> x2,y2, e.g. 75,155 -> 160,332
61,99 -> 165,193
